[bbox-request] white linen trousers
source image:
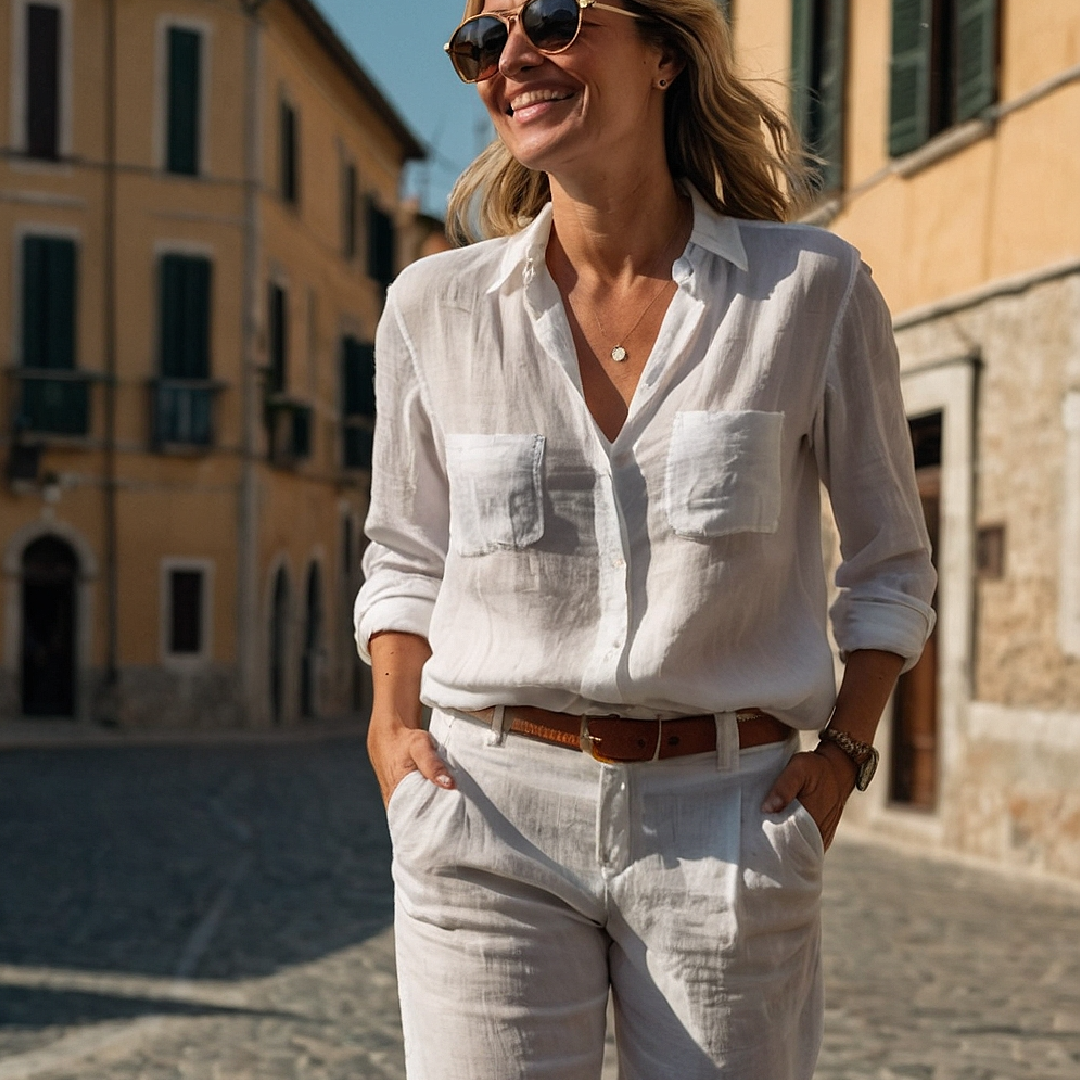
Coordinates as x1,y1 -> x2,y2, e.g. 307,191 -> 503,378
389,709 -> 825,1080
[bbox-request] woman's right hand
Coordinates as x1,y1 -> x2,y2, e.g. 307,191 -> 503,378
366,632 -> 454,810
368,713 -> 455,810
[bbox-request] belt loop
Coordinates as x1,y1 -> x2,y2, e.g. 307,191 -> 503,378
714,712 -> 739,773
487,704 -> 509,748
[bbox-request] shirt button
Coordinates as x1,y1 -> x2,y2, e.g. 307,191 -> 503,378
611,557 -> 626,570
613,450 -> 631,467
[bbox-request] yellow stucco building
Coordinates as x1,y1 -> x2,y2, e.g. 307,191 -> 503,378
733,0 -> 1080,879
0,0 -> 425,728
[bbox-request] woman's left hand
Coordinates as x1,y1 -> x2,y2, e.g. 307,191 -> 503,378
760,742 -> 858,851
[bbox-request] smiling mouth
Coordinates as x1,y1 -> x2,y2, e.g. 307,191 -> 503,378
506,89 -> 575,116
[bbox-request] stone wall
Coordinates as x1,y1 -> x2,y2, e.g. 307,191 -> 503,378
836,271 -> 1080,883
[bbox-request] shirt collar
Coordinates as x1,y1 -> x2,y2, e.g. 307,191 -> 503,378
484,184 -> 748,295
685,185 -> 749,273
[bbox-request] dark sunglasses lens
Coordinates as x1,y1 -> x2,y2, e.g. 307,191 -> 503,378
522,0 -> 581,51
448,16 -> 508,81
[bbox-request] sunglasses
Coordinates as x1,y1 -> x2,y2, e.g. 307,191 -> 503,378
444,0 -> 643,84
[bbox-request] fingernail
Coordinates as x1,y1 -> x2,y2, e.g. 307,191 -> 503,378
762,798 -> 780,813
435,774 -> 454,788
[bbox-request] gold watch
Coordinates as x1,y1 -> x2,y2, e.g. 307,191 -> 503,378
818,727 -> 879,791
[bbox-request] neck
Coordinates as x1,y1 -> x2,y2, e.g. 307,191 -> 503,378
547,166 -> 690,286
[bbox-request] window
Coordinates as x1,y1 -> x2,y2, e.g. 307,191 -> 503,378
279,98 -> 299,205
169,569 -> 203,653
267,282 -> 288,395
163,562 -> 211,660
22,235 -> 75,370
154,253 -> 214,446
166,27 -> 202,176
343,162 -> 358,259
366,197 -> 395,291
342,336 -> 375,470
889,0 -> 999,157
160,254 -> 211,380
25,3 -> 61,159
19,235 -> 88,436
790,0 -> 848,192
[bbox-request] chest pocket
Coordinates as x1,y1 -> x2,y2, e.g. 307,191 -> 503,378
665,410 -> 784,538
445,433 -> 546,557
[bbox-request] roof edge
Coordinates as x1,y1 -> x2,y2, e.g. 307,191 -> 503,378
282,0 -> 426,162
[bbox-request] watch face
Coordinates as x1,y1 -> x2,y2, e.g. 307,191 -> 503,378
855,749 -> 880,791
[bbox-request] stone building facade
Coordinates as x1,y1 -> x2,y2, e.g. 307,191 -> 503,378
732,0 -> 1080,880
0,0 -> 424,728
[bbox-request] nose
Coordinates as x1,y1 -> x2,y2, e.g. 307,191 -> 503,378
498,15 -> 543,78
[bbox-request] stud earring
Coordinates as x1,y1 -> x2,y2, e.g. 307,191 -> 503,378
658,79 -> 667,88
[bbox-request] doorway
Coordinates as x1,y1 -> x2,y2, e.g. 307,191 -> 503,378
22,535 -> 78,717
269,566 -> 289,725
890,412 -> 942,809
300,562 -> 320,719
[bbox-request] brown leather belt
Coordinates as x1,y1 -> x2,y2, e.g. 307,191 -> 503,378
465,705 -> 793,764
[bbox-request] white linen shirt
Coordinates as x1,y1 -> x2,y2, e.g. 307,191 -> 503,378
355,191 -> 936,730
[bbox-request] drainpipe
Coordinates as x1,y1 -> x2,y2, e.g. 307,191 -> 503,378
238,0 -> 268,724
99,0 -> 119,724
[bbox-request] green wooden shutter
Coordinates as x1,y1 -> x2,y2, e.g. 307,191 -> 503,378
26,4 -> 61,159
268,283 -> 288,394
280,101 -> 299,204
889,0 -> 932,156
22,236 -> 76,369
367,199 -> 395,290
166,28 -> 201,175
817,0 -> 848,191
342,337 -> 375,419
955,0 -> 997,122
789,0 -> 814,152
160,254 -> 211,379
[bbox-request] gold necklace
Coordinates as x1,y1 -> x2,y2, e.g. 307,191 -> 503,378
585,207 -> 688,364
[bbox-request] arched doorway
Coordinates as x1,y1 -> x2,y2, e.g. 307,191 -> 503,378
22,536 -> 78,717
300,562 -> 321,719
269,566 -> 289,725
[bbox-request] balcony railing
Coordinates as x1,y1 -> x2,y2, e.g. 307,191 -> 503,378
342,420 -> 373,470
266,397 -> 313,466
13,369 -> 95,437
151,379 -> 220,449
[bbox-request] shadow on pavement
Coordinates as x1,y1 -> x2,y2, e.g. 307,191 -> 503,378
0,736 -> 394,984
0,985 -> 307,1027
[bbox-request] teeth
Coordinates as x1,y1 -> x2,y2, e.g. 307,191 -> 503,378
509,89 -> 573,113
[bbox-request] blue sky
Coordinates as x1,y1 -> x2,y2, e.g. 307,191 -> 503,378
316,0 -> 494,219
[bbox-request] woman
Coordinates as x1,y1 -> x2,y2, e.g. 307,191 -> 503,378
356,1 -> 936,1077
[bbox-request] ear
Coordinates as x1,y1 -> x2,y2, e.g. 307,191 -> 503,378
654,45 -> 685,88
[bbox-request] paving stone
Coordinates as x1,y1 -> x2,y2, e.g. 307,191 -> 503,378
1,738 -> 1077,1078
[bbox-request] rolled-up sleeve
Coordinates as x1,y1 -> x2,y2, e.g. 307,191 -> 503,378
353,290 -> 448,664
813,260 -> 937,672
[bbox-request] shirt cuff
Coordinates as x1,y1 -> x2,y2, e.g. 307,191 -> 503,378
355,597 -> 435,665
832,596 -> 937,673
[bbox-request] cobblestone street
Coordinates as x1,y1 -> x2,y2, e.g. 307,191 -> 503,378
1,734 -> 1078,1080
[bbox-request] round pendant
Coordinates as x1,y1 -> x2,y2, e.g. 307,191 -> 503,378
610,345 -> 628,363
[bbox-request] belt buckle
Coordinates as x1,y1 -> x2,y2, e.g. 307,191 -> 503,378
580,715 -> 619,764
580,715 -> 660,764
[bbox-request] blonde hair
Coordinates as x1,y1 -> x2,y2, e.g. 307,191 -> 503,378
446,0 -> 812,244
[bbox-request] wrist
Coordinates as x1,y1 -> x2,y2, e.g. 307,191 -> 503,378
813,741 -> 858,792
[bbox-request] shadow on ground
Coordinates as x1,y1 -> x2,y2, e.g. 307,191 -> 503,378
0,735 -> 393,1006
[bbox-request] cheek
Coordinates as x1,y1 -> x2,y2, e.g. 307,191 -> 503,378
477,85 -> 505,122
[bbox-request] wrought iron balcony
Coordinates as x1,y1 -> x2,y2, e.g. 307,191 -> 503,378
265,396 -> 313,466
12,368 -> 95,437
342,420 -> 373,471
151,379 -> 221,449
